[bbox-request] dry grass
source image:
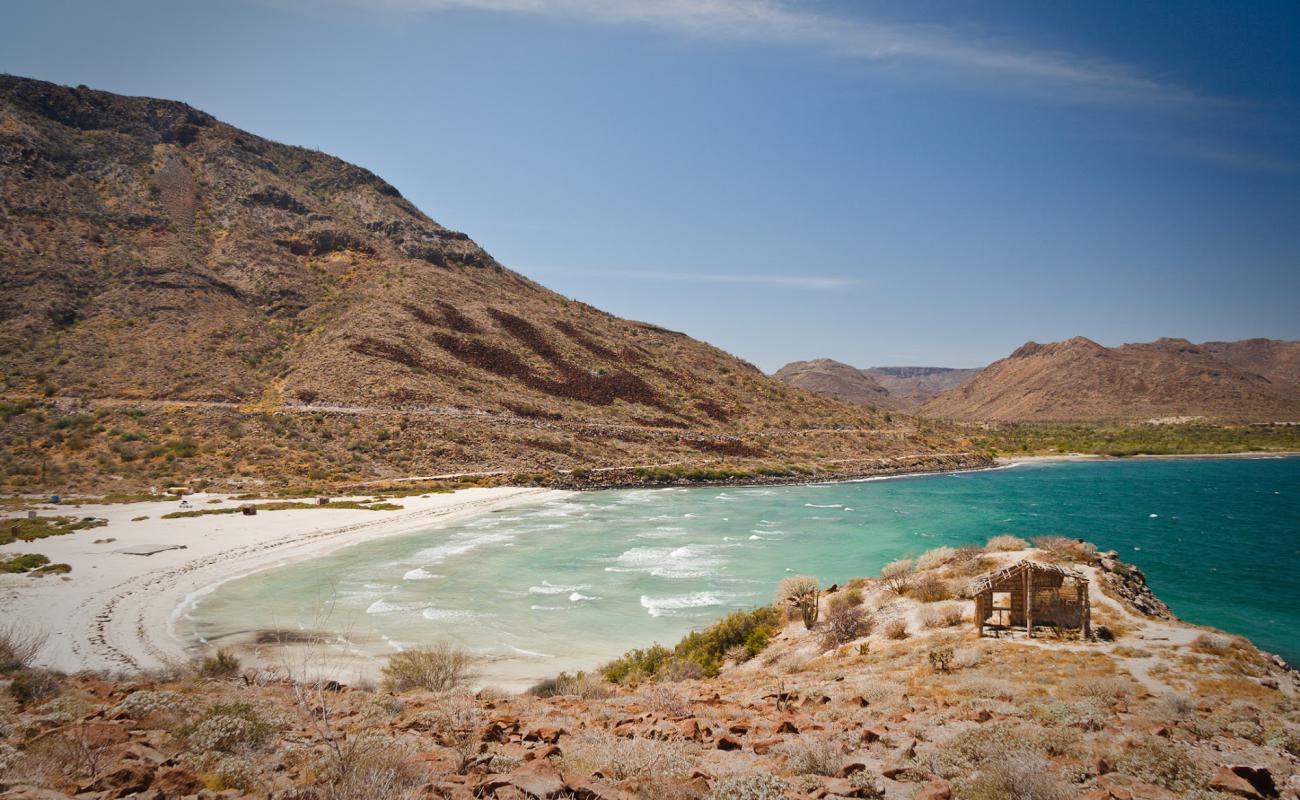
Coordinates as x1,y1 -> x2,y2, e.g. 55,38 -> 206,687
883,619 -> 909,640
910,574 -> 954,603
916,546 -> 957,571
564,730 -> 695,781
1031,536 -> 1098,563
0,622 -> 47,672
879,559 -> 914,593
920,602 -> 965,629
776,735 -> 844,776
985,534 -> 1028,551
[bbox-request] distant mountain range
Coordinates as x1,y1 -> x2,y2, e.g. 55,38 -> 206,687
772,361 -> 980,411
776,337 -> 1300,423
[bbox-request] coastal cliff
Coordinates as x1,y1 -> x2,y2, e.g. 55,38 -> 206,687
2,539 -> 1296,799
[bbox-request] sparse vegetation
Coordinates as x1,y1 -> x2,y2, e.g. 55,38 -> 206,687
820,603 -> 872,649
879,558 -> 914,593
985,534 -> 1028,551
200,648 -> 241,678
601,605 -> 780,683
0,514 -> 106,545
381,644 -> 472,693
0,622 -> 47,672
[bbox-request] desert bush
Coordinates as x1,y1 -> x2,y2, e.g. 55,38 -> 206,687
827,587 -> 864,611
0,621 -> 47,672
528,671 -> 610,699
725,643 -> 753,664
1068,675 -> 1132,705
777,735 -> 844,776
113,689 -> 190,720
916,546 -> 957,571
1156,693 -> 1196,722
382,643 -> 472,693
8,669 -> 62,704
1032,536 -> 1097,563
928,646 -> 955,672
200,648 -> 241,678
910,573 -> 953,602
1190,633 -> 1232,655
640,684 -> 693,717
565,730 -> 694,780
921,602 -> 965,629
820,603 -> 873,650
0,741 -> 17,773
879,558 -> 914,592
708,773 -> 788,800
185,701 -> 286,753
884,619 -> 909,639
986,534 -> 1028,551
958,755 -> 1073,800
1265,726 -> 1300,758
1114,737 -> 1206,793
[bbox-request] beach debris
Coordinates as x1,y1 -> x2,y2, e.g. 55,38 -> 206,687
114,544 -> 188,556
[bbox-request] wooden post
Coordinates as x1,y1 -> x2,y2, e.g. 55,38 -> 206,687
1025,568 -> 1033,639
1080,581 -> 1091,639
975,593 -> 985,637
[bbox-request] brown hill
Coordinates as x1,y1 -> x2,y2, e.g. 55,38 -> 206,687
772,361 -> 979,410
1198,338 -> 1300,390
0,76 -> 982,492
771,359 -> 899,409
922,336 -> 1300,422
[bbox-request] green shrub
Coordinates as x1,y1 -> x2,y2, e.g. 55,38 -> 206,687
1,553 -> 51,573
185,701 -> 285,752
8,669 -> 63,704
382,644 -> 472,693
928,646 -> 955,672
601,605 -> 780,684
200,648 -> 241,678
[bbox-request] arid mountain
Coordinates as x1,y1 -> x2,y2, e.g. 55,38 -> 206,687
773,361 -> 979,410
922,336 -> 1300,422
861,366 -> 983,407
0,76 -> 982,491
771,359 -> 899,409
1197,338 -> 1300,390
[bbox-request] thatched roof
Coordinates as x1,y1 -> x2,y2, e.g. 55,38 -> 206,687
969,560 -> 1087,595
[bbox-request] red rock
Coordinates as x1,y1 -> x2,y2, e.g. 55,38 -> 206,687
776,718 -> 800,734
1,788 -> 74,800
151,766 -> 205,796
80,762 -> 154,796
913,778 -> 952,800
728,722 -> 750,735
527,744 -> 563,761
751,736 -> 783,755
862,726 -> 888,744
679,718 -> 702,741
838,760 -> 868,778
1209,765 -> 1276,799
561,772 -> 632,800
523,725 -> 567,744
716,734 -> 742,751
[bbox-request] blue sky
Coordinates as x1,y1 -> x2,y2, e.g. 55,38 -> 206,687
3,0 -> 1298,371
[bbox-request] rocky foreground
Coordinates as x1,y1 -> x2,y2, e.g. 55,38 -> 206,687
1,540 -> 1297,800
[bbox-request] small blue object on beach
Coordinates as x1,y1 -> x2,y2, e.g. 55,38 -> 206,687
51,495 -> 60,504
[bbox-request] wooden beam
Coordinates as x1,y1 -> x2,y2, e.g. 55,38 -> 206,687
1025,567 -> 1033,639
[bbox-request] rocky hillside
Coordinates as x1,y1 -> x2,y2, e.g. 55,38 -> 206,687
860,367 -> 983,409
922,336 -> 1300,423
773,362 -> 979,411
772,360 -> 899,409
0,76 -> 981,491
2,539 -> 1297,799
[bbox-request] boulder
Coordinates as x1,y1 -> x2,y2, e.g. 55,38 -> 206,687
751,736 -> 783,755
1094,773 -> 1180,800
715,734 -> 742,751
79,762 -> 155,797
1209,766 -> 1277,799
913,778 -> 952,800
152,766 -> 206,796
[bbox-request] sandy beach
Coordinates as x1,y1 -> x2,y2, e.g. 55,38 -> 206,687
0,486 -> 566,675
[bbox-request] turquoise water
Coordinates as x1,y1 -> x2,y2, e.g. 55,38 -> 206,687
186,457 -> 1300,685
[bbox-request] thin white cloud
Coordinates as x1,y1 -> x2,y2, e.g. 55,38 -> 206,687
528,266 -> 853,290
360,0 -> 1210,107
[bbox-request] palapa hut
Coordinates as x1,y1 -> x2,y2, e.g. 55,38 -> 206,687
970,560 -> 1091,638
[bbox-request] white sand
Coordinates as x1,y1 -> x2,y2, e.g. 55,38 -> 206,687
0,486 -> 566,674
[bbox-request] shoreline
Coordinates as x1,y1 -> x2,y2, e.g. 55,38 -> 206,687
997,450 -> 1300,466
0,486 -> 568,675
